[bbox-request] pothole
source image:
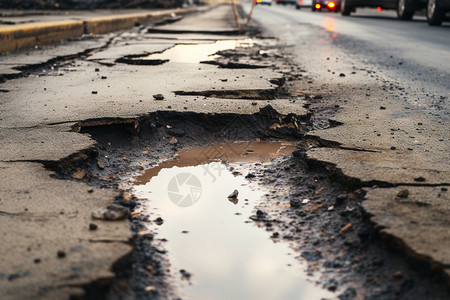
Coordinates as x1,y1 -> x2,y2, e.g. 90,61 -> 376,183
131,142 -> 333,299
119,39 -> 254,65
47,106 -> 450,300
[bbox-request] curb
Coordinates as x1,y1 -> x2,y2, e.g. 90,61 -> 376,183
0,7 -> 200,54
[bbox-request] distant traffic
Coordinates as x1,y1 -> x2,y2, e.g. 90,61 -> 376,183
255,0 -> 450,26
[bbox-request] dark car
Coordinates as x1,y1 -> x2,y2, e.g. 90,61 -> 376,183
312,0 -> 341,11
340,0 -> 427,20
277,0 -> 297,4
427,0 -> 450,25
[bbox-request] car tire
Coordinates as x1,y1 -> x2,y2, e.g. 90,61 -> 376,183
397,0 -> 415,20
341,0 -> 352,15
427,0 -> 445,25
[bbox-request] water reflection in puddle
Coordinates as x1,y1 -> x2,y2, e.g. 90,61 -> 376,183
134,39 -> 253,64
133,142 -> 333,300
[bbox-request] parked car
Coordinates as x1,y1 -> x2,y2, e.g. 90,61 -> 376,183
256,0 -> 272,5
312,0 -> 341,11
427,0 -> 450,25
340,0 -> 427,20
277,0 -> 297,5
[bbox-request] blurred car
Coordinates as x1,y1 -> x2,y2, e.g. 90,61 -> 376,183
312,0 -> 341,11
277,0 -> 297,4
427,0 -> 450,25
256,0 -> 272,5
340,0 -> 427,20
296,0 -> 304,9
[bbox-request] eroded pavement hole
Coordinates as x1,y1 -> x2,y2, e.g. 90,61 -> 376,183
132,141 -> 332,300
48,106 -> 450,299
118,39 -> 254,66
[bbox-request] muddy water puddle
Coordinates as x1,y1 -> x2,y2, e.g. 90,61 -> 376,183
133,141 -> 333,299
132,39 -> 253,64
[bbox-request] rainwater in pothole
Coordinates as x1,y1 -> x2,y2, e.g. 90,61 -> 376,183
133,141 -> 333,300
133,39 -> 253,64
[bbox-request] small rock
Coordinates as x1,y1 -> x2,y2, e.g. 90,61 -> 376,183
34,258 -> 41,264
390,146 -> 396,150
256,209 -> 265,217
91,91 -> 98,94
380,106 -> 386,110
89,222 -> 98,230
339,223 -> 354,235
251,102 -> 257,106
228,198 -> 238,205
95,68 -> 100,72
324,278 -> 338,292
228,190 -> 239,199
414,176 -> 426,182
220,79 -> 228,82
302,198 -> 310,204
393,271 -> 403,279
153,94 -> 164,100
271,232 -> 280,238
155,217 -> 164,225
91,204 -> 129,221
245,173 -> 256,179
169,137 -> 178,144
101,76 -> 107,79
180,269 -> 191,279
397,189 -> 409,198
339,73 -> 346,77
57,250 -> 66,258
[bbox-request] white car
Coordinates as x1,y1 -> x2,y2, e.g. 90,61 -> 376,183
257,0 -> 272,5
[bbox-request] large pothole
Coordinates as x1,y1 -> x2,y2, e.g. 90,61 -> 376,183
45,102 -> 450,300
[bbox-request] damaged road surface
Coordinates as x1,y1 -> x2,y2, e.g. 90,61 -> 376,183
1,2 -> 449,300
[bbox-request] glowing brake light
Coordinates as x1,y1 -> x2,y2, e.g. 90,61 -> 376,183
377,6 -> 382,11
327,1 -> 336,9
315,3 -> 322,9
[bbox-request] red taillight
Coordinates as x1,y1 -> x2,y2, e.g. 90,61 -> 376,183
377,6 -> 382,11
315,3 -> 321,9
327,1 -> 336,9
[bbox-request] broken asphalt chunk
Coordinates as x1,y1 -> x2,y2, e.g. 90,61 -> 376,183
153,94 -> 165,100
228,189 -> 239,199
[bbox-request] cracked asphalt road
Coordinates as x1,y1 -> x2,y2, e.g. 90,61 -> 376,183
0,2 -> 449,299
